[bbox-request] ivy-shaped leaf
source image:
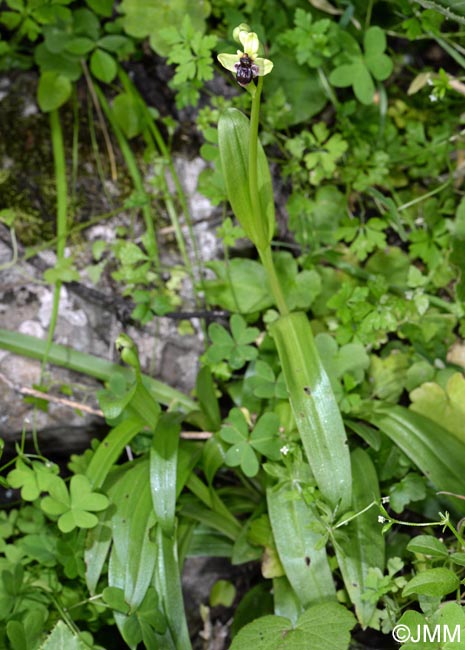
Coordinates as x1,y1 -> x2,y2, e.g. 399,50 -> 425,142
220,409 -> 281,477
230,601 -> 355,650
206,314 -> 259,370
41,475 -> 109,533
410,372 -> 465,443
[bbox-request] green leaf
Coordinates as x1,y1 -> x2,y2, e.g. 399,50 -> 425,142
271,313 -> 352,510
85,0 -> 114,17
389,473 -> 426,513
90,48 -> 117,83
369,406 -> 465,515
150,413 -> 180,534
37,72 -> 71,112
218,108 -> 275,251
329,64 -> 354,89
352,62 -> 375,105
334,449 -> 385,628
250,413 -> 281,460
410,373 -> 465,443
38,620 -> 87,650
407,535 -> 448,559
402,567 -> 459,598
119,0 -> 209,57
230,601 -> 355,650
364,26 -> 387,58
65,36 -> 95,55
206,315 -> 259,370
265,52 -> 327,127
267,483 -> 335,608
205,258 -> 272,313
112,92 -> 145,139
210,579 -> 236,607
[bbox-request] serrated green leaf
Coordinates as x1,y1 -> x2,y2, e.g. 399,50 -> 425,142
230,601 -> 355,650
38,620 -> 86,650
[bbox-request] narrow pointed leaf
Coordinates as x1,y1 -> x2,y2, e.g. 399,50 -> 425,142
218,108 -> 275,251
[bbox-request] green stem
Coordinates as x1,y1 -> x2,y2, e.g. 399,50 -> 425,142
43,109 -> 67,366
259,246 -> 289,315
248,77 -> 289,315
93,85 -> 159,265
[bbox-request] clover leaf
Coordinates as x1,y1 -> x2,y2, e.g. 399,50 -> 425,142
220,408 -> 281,477
246,361 -> 288,399
329,27 -> 393,105
7,460 -> 59,502
41,475 -> 109,533
206,314 -> 259,370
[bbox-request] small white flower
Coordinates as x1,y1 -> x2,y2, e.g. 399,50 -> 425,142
429,93 -> 438,102
217,26 -> 273,87
280,444 -> 290,456
381,496 -> 390,504
378,515 -> 386,524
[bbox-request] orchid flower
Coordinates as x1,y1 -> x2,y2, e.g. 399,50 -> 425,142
217,25 -> 273,88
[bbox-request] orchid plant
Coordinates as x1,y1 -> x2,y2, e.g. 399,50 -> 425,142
215,25 -> 362,632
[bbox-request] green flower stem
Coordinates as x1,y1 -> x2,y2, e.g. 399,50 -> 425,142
43,109 -> 67,367
259,246 -> 289,315
249,76 -> 289,315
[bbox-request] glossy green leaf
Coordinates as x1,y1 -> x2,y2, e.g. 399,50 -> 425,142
271,312 -> 352,510
154,527 -> 192,650
407,535 -> 448,559
402,567 -> 459,598
230,601 -> 355,650
334,449 -> 385,628
368,406 -> 465,515
108,462 -> 157,610
150,414 -> 180,534
218,108 -> 275,252
86,415 -> 145,488
267,482 -> 335,608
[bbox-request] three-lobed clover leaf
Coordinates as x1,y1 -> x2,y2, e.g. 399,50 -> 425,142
41,474 -> 109,533
329,26 -> 393,105
7,460 -> 59,502
220,408 -> 281,477
246,360 -> 288,399
206,314 -> 259,370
